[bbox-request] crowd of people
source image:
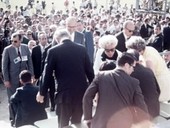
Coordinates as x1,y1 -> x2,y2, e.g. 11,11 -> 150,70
0,0 -> 170,128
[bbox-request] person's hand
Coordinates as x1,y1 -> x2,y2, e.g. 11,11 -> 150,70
4,81 -> 11,88
84,120 -> 92,128
36,92 -> 44,103
32,77 -> 38,85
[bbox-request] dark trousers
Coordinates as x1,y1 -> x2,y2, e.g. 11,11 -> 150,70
56,102 -> 83,128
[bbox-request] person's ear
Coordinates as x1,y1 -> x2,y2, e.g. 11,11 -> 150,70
19,79 -> 24,85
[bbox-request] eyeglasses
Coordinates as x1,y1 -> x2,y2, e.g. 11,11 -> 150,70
130,64 -> 135,69
105,48 -> 115,53
11,40 -> 18,43
27,33 -> 32,35
126,27 -> 134,33
67,25 -> 76,28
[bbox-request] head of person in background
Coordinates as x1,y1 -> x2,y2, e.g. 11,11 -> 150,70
26,30 -> 34,40
76,19 -> 85,32
154,24 -> 162,36
53,28 -> 71,44
23,23 -> 29,33
161,50 -> 170,68
49,24 -> 58,37
28,40 -> 36,53
11,33 -> 22,48
65,16 -> 77,35
123,20 -> 135,39
99,35 -> 119,59
38,31 -> 48,47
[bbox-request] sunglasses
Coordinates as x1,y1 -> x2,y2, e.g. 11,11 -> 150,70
11,40 -> 18,43
126,27 -> 134,33
105,48 -> 115,52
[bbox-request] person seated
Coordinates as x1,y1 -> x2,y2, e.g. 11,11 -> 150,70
10,70 -> 47,127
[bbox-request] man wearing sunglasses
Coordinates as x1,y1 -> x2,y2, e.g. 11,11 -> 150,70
116,20 -> 135,52
1,32 -> 33,126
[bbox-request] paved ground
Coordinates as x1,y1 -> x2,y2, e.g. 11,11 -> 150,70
0,83 -> 11,127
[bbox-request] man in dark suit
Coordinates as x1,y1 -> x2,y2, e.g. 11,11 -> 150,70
140,18 -> 154,40
37,29 -> 94,128
128,49 -> 160,119
115,20 -> 135,52
65,16 -> 85,46
10,70 -> 47,127
77,19 -> 94,64
41,40 -> 58,111
147,24 -> 163,52
83,53 -> 149,128
31,31 -> 48,81
163,22 -> 170,50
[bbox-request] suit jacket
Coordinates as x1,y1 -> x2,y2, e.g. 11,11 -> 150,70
83,30 -> 94,64
10,83 -> 47,127
74,31 -> 85,46
140,24 -> 153,39
83,69 -> 148,128
40,39 -> 94,104
32,32 -> 38,42
31,45 -> 42,79
115,31 -> 127,52
41,43 -> 55,92
131,63 -> 160,118
2,44 -> 33,97
163,26 -> 170,50
147,33 -> 163,52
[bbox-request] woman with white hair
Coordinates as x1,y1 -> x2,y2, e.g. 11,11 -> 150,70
93,35 -> 122,75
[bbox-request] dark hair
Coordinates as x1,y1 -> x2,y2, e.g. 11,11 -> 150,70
117,52 -> 136,67
11,33 -> 22,40
126,49 -> 140,61
19,70 -> 32,83
99,61 -> 116,71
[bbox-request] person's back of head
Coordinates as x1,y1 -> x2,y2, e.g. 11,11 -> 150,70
19,70 -> 32,84
126,36 -> 146,53
126,49 -> 140,62
117,52 -> 136,67
54,28 -> 71,43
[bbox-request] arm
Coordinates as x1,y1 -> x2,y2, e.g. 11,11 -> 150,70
83,74 -> 99,121
37,49 -> 55,103
1,47 -> 11,87
93,49 -> 103,75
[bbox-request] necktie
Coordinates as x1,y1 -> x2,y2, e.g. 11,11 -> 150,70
18,48 -> 21,59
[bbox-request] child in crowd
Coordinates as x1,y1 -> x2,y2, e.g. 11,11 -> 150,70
10,70 -> 47,127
